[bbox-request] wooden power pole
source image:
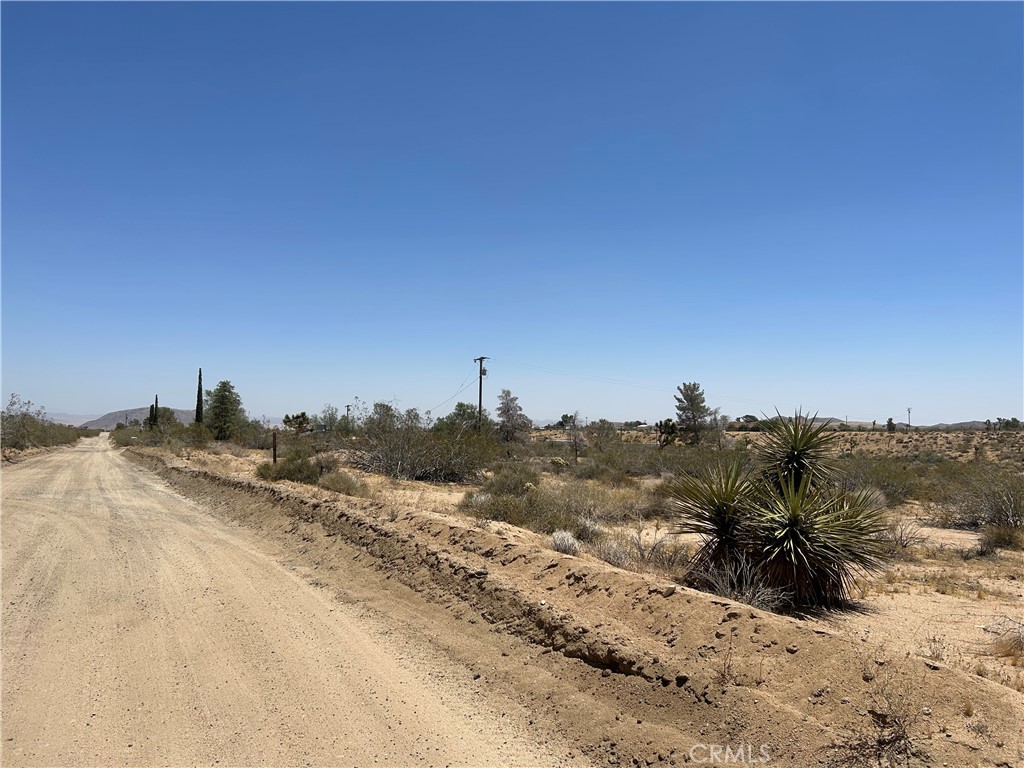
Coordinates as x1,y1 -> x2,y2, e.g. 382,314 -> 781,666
474,356 -> 488,430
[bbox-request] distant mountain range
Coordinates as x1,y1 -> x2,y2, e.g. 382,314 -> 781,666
46,412 -> 101,427
82,408 -> 197,430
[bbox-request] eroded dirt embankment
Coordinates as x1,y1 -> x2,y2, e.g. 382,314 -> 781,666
128,448 -> 1024,768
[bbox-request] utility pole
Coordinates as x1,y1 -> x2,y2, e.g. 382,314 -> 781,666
907,407 -> 912,430
474,356 -> 488,430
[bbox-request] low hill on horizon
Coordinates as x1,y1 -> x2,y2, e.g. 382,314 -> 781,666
83,407 -> 196,430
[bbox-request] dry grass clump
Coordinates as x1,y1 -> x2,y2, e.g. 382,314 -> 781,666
881,518 -> 929,554
461,466 -> 653,541
586,534 -> 635,569
987,616 -> 1024,659
696,555 -> 790,613
827,669 -> 928,768
319,469 -> 371,498
550,530 -> 582,556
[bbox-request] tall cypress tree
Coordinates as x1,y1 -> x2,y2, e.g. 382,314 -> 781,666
154,394 -> 159,427
195,368 -> 204,424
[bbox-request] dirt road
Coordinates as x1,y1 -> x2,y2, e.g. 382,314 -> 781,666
1,437 -> 581,767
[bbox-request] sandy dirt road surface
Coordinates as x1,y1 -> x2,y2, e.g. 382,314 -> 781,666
1,437 -> 584,767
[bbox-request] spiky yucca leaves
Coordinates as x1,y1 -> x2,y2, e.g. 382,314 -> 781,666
669,408 -> 892,609
670,456 -> 753,573
752,477 -> 889,607
758,410 -> 840,491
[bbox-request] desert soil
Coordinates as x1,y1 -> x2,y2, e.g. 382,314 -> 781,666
1,437 -> 584,767
3,436 -> 1023,768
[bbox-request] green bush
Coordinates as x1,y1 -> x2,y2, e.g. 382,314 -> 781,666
480,463 -> 539,497
256,446 -> 337,485
571,458 -> 631,486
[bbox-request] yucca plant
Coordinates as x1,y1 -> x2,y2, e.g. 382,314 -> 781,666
670,409 -> 891,609
670,456 -> 753,573
758,410 -> 840,492
752,477 -> 889,606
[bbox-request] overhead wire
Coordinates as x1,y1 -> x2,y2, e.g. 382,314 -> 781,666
427,370 -> 478,414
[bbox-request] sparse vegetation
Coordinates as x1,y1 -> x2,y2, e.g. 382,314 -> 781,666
256,444 -> 337,485
1,394 -> 101,451
987,616 -> 1024,659
352,402 -> 496,482
828,669 -> 926,767
461,475 -> 635,542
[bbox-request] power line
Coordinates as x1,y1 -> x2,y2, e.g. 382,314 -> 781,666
427,370 -> 478,414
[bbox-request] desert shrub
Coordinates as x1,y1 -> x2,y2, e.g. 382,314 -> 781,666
827,670 -> 926,767
185,422 -> 213,448
838,455 -> 920,506
256,446 -> 336,485
109,420 -> 179,448
978,524 -> 1024,552
1,394 -> 102,450
319,470 -> 370,497
627,521 -> 692,580
461,491 -> 563,532
671,412 -> 890,608
549,456 -> 570,472
988,616 -> 1024,658
481,462 -> 539,497
571,458 -> 631,485
550,530 -> 582,556
587,535 -> 635,569
109,425 -> 145,447
352,403 -> 496,482
949,469 -> 1024,529
460,479 -> 619,542
880,517 -> 928,555
693,554 -> 789,613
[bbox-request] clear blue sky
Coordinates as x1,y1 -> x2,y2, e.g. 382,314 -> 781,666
3,2 -> 1021,426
